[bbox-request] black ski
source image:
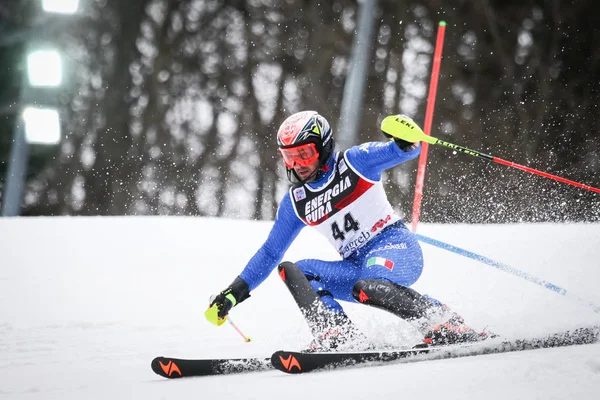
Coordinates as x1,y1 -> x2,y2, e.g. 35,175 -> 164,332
151,326 -> 599,378
271,325 -> 599,374
151,356 -> 272,378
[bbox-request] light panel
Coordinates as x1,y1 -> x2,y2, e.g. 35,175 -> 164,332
27,49 -> 62,87
22,106 -> 61,145
41,0 -> 79,14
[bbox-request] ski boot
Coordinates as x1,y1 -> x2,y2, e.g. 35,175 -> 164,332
422,313 -> 489,346
303,315 -> 372,353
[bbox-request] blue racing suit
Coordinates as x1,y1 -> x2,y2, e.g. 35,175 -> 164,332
239,141 -> 423,313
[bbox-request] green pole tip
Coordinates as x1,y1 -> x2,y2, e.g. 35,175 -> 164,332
439,21 -> 446,26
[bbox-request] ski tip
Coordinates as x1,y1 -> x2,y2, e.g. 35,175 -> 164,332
271,351 -> 304,374
151,357 -> 184,379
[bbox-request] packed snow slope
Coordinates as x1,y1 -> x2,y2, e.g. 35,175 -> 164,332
1,217 -> 600,399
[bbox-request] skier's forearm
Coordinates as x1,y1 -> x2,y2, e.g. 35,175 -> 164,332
346,141 -> 421,180
239,245 -> 282,291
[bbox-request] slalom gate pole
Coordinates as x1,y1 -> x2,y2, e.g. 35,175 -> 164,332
416,233 -> 600,314
429,136 -> 600,193
381,115 -> 600,194
227,316 -> 252,342
411,21 -> 447,232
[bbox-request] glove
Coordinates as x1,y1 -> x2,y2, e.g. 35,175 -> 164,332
204,276 -> 250,326
382,131 -> 417,151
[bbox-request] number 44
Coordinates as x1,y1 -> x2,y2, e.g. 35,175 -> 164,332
331,213 -> 360,241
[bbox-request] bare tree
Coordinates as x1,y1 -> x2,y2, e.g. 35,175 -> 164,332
18,0 -> 599,223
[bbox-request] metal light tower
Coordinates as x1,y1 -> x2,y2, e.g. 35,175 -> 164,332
1,0 -> 78,216
337,0 -> 377,151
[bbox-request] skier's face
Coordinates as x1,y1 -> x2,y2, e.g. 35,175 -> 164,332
293,158 -> 320,181
279,142 -> 321,182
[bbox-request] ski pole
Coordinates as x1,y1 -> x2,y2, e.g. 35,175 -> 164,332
227,316 -> 252,342
381,115 -> 600,194
206,296 -> 252,342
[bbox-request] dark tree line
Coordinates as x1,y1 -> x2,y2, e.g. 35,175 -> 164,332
1,0 -> 598,222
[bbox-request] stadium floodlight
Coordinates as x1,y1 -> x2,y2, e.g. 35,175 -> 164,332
22,106 -> 61,145
27,49 -> 62,87
2,0 -> 74,217
41,0 -> 79,14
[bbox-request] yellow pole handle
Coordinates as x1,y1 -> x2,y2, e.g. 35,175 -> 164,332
380,115 -> 438,145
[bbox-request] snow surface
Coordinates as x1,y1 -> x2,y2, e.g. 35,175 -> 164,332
1,217 -> 600,399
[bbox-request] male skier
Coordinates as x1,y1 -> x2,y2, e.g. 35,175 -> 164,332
205,111 -> 487,351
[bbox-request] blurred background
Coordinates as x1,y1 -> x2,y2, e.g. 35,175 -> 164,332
0,0 -> 598,222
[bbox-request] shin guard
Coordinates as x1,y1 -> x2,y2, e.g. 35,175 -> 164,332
278,261 -> 350,337
352,279 -> 435,322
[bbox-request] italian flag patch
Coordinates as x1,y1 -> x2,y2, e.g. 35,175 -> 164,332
367,257 -> 394,270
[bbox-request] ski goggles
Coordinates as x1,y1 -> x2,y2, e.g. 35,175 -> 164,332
279,142 -> 319,168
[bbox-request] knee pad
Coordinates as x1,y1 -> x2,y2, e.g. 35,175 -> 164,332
277,261 -> 324,306
278,260 -> 317,283
278,261 -> 301,283
278,261 -> 331,298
